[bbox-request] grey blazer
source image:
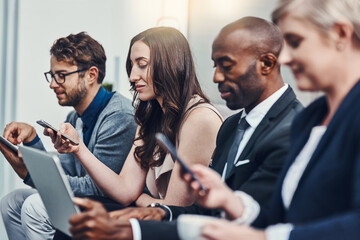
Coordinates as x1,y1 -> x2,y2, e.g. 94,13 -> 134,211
26,92 -> 137,196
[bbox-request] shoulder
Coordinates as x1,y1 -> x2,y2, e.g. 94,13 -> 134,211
185,96 -> 223,120
178,105 -> 222,144
268,86 -> 303,120
94,93 -> 137,132
293,96 -> 326,127
98,93 -> 135,121
182,104 -> 223,131
104,92 -> 134,114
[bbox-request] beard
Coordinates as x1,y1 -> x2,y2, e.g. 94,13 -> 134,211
59,79 -> 87,107
225,62 -> 261,110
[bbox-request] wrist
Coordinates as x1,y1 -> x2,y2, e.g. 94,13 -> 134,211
147,203 -> 172,221
74,141 -> 86,157
135,193 -> 149,207
115,219 -> 133,240
23,128 -> 37,144
223,189 -> 244,219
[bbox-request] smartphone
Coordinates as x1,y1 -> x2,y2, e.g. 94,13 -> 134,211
0,135 -> 19,154
155,133 -> 207,192
36,120 -> 79,145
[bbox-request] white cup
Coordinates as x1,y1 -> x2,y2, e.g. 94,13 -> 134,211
177,214 -> 219,240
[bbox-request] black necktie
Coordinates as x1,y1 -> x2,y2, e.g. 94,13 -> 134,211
226,118 -> 250,177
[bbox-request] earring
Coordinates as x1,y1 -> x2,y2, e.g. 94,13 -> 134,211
336,43 -> 344,51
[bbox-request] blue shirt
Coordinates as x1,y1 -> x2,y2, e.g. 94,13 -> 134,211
79,86 -> 114,146
26,86 -> 114,147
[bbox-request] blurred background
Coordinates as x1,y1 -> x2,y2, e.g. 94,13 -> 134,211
0,0 -> 319,238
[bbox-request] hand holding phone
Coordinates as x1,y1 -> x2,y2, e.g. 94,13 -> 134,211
36,120 -> 79,145
155,133 -> 207,192
0,135 -> 19,154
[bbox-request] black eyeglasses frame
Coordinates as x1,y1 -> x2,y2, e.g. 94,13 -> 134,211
44,68 -> 89,84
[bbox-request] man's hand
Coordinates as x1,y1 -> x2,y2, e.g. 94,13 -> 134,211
70,198 -> 133,240
0,141 -> 28,179
3,122 -> 36,144
110,207 -> 166,221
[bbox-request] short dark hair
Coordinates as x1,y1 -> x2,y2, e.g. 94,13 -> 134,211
50,32 -> 106,83
222,17 -> 284,58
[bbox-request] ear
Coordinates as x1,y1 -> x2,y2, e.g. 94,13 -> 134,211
86,66 -> 99,85
259,53 -> 277,75
332,22 -> 354,51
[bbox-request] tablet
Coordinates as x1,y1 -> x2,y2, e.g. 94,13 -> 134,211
0,135 -> 19,154
19,146 -> 80,236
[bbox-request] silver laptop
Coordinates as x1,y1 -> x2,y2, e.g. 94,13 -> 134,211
19,146 -> 80,236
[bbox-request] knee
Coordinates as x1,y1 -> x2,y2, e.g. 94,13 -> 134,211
1,190 -> 22,218
0,188 -> 37,218
0,192 -> 11,218
21,193 -> 46,221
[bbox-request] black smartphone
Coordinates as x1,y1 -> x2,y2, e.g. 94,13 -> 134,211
155,133 -> 207,192
36,120 -> 79,145
0,135 -> 19,154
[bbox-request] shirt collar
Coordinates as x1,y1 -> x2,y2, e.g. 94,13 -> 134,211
79,86 -> 109,129
244,84 -> 288,129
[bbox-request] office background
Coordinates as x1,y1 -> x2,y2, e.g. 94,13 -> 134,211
0,0 -> 319,238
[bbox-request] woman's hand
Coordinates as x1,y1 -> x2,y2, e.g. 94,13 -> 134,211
183,164 -> 244,219
201,219 -> 266,240
46,123 -> 82,154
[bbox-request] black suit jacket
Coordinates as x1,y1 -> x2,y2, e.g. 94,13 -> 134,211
140,87 -> 303,239
215,86 -> 302,207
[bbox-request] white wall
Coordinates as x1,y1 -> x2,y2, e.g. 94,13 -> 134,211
0,0 -> 189,238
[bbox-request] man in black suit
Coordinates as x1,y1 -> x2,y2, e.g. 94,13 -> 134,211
67,17 -> 303,240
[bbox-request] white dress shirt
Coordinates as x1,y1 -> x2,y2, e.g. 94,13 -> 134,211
234,125 -> 327,240
132,84 -> 289,240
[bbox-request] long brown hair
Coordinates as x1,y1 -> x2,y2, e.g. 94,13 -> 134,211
126,27 -> 209,169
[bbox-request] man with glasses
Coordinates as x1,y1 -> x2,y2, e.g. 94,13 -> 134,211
0,32 -> 137,240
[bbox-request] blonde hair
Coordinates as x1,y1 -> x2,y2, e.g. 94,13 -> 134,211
272,0 -> 360,44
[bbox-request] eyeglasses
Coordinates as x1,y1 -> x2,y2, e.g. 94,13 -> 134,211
44,68 -> 88,84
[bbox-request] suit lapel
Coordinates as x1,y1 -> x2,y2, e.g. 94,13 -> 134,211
212,112 -> 243,175
238,117 -> 269,160
226,87 -> 296,180
290,81 -> 360,203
